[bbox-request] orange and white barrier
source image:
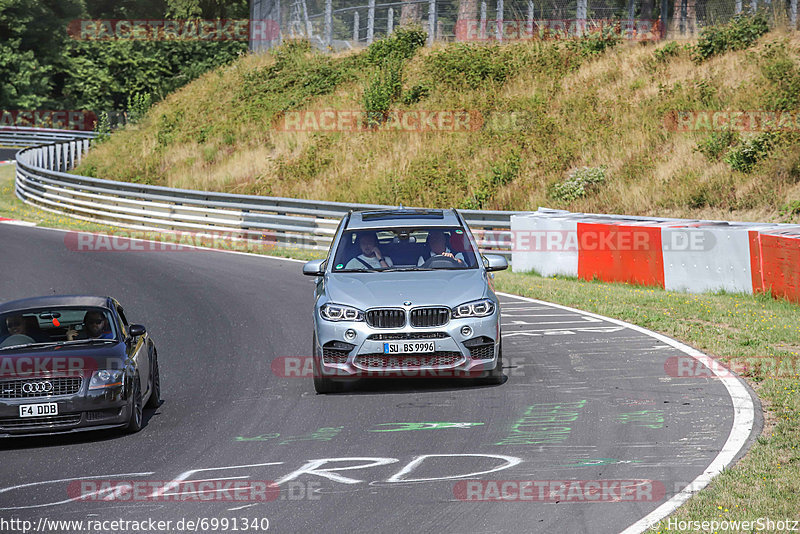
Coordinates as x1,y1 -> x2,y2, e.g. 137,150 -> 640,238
511,210 -> 800,303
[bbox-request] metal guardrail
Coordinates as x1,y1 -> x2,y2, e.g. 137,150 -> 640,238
7,126 -> 516,257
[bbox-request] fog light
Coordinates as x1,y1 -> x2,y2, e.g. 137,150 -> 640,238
345,329 -> 357,341
460,326 -> 472,337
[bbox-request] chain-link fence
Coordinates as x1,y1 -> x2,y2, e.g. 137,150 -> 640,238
250,0 -> 797,51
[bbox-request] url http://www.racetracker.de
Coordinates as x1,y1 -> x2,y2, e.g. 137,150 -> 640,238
0,516 -> 271,533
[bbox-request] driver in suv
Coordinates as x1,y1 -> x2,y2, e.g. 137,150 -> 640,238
417,230 -> 465,266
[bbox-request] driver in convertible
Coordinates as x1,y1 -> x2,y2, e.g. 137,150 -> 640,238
345,232 -> 394,270
418,230 -> 464,266
66,311 -> 114,341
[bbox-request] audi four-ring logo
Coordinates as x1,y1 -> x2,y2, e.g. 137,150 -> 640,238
22,381 -> 53,393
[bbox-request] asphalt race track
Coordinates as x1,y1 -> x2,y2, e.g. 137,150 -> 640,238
0,223 -> 759,534
0,149 -> 17,161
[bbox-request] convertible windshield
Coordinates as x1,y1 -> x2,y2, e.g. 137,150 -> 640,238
0,307 -> 117,350
331,227 -> 478,272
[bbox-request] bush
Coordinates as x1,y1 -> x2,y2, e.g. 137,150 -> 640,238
423,44 -> 511,90
549,166 -> 607,202
126,92 -> 152,124
696,129 -> 740,160
365,26 -> 427,65
759,42 -> 800,111
724,132 -> 776,172
402,83 -> 430,105
691,13 -> 769,63
565,25 -> 621,56
462,149 -> 522,209
363,57 -> 403,126
653,41 -> 681,63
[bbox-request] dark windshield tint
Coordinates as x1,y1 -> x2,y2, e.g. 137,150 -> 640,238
332,227 -> 478,272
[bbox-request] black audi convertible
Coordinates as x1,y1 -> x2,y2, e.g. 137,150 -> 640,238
0,295 -> 160,437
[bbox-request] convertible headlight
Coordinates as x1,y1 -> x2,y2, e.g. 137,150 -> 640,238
452,299 -> 495,318
319,303 -> 365,322
89,369 -> 124,390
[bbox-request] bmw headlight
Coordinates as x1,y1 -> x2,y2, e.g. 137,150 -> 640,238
452,299 -> 495,318
89,369 -> 124,390
319,303 -> 364,322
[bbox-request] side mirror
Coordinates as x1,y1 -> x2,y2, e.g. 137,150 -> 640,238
482,254 -> 508,272
303,259 -> 326,276
129,324 -> 146,337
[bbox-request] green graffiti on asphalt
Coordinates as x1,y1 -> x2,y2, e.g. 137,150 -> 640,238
495,400 -> 587,445
616,409 -> 664,429
234,433 -> 280,442
559,458 -> 643,467
279,426 -> 344,444
235,427 -> 344,443
369,422 -> 485,432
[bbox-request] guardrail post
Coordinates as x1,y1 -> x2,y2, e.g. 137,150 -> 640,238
428,0 -> 436,45
354,11 -> 360,43
735,0 -> 742,13
751,0 -> 757,13
388,7 -> 394,34
367,0 -> 375,43
791,0 -> 797,28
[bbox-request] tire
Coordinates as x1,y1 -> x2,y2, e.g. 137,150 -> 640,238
312,332 -> 343,394
126,377 -> 143,433
483,340 -> 504,385
145,351 -> 161,409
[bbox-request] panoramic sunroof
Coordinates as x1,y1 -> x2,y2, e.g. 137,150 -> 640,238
360,210 -> 444,220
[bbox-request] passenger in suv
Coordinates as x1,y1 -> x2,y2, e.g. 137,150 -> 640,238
303,208 -> 508,393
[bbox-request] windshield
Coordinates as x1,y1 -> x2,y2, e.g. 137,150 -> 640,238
331,227 -> 479,272
0,307 -> 117,350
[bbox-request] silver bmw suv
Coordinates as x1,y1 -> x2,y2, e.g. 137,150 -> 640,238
302,209 -> 508,393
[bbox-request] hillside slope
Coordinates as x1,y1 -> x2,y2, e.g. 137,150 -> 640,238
76,23 -> 800,222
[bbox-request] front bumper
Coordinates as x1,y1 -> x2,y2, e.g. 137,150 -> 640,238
313,311 -> 500,378
0,376 -> 129,437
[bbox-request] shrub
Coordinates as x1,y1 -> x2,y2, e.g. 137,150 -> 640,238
724,132 -> 776,172
402,83 -> 430,105
691,13 -> 769,63
696,129 -> 740,160
365,26 -> 427,65
653,41 -> 680,63
126,92 -> 152,124
462,149 -> 522,209
363,56 -> 403,126
549,166 -> 607,202
759,42 -> 800,111
565,25 -> 621,56
423,44 -> 511,90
